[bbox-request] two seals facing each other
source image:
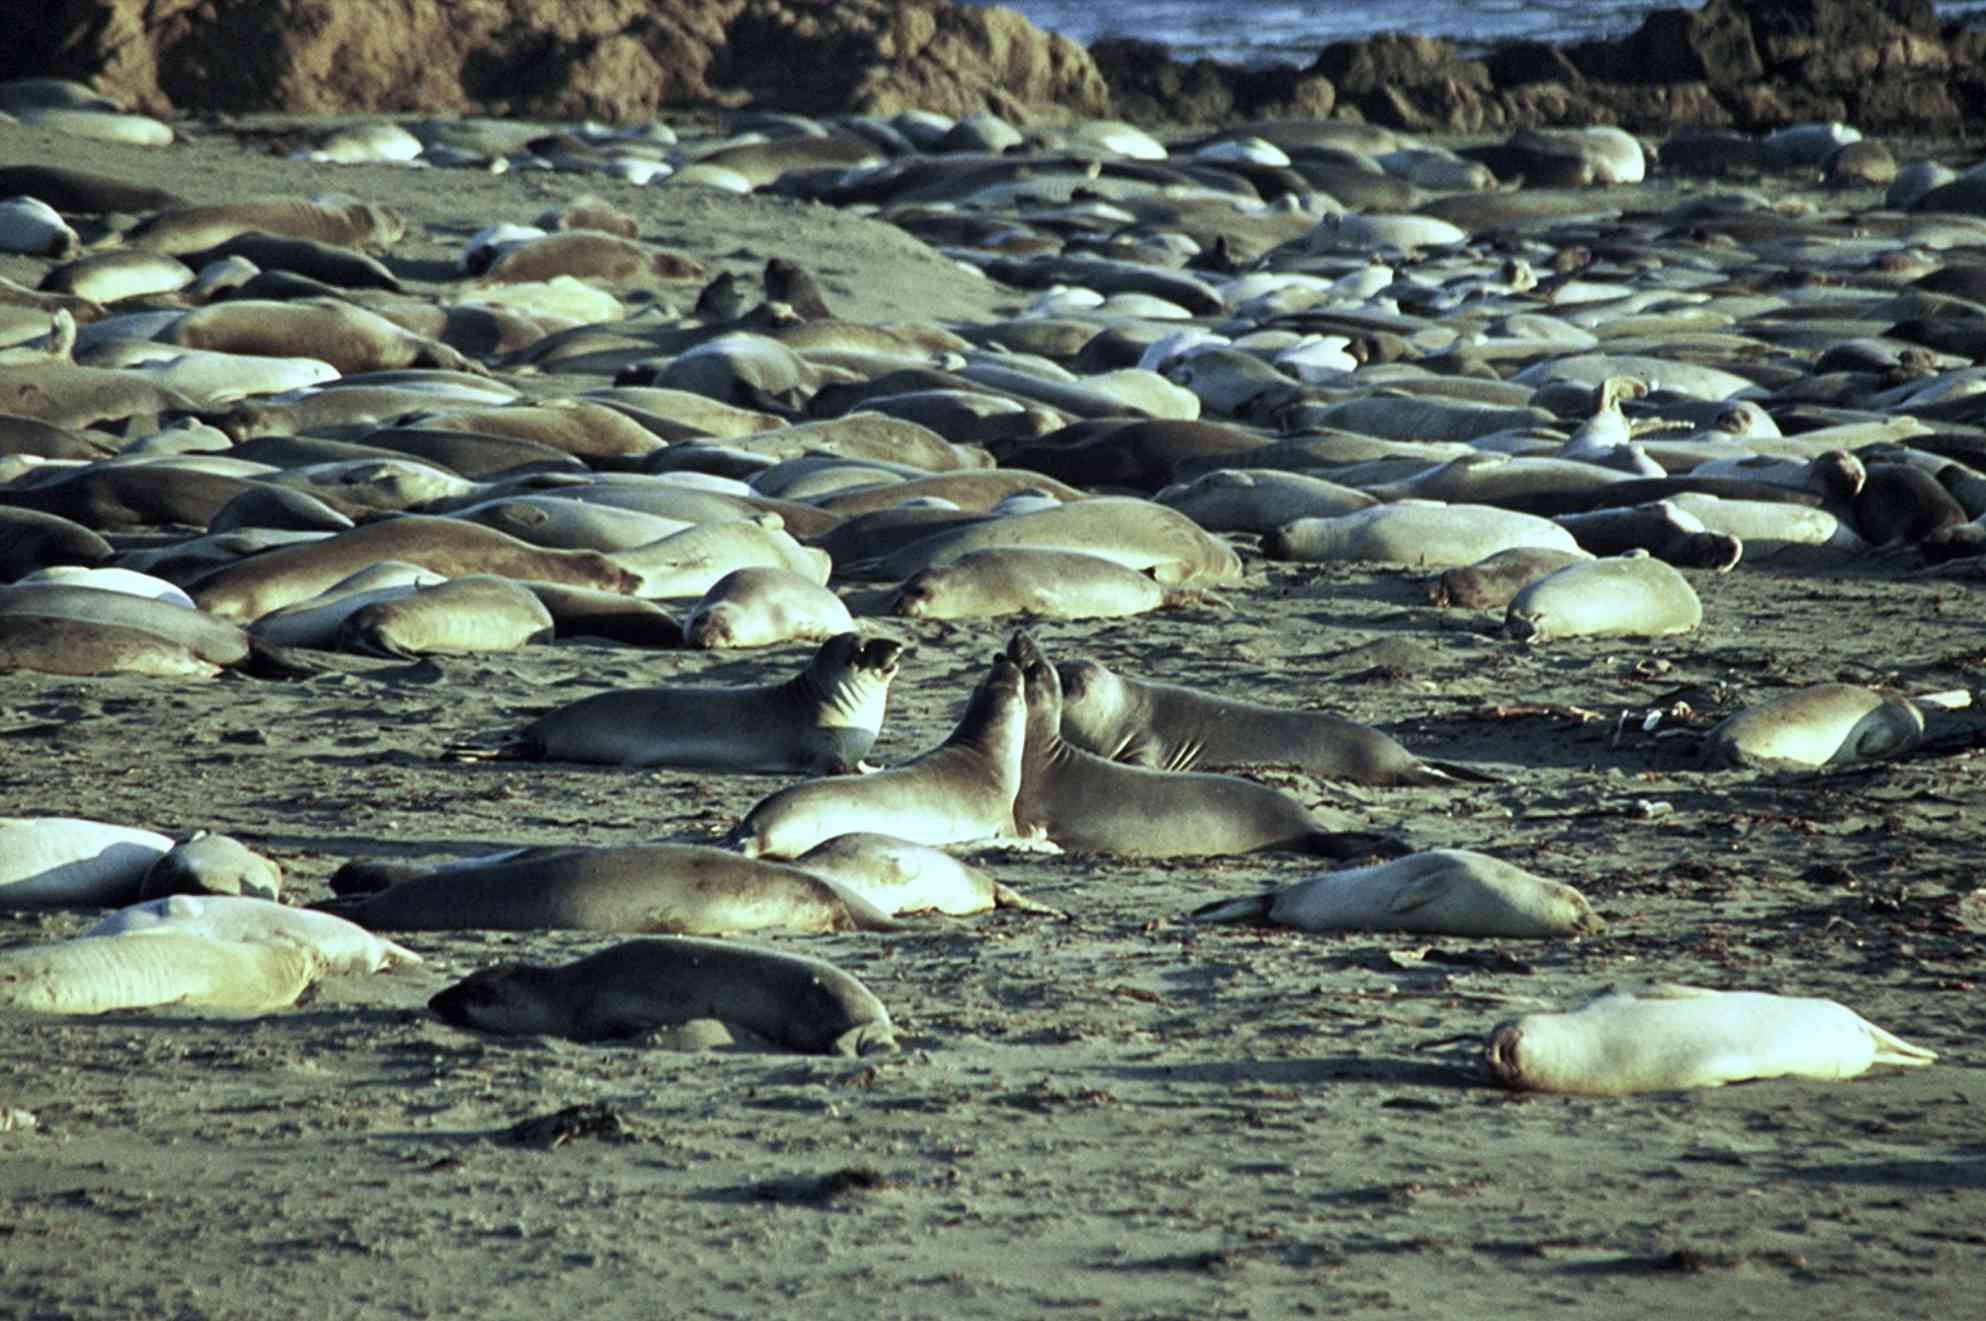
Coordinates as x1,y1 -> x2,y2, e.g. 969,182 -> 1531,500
1006,632 -> 1407,860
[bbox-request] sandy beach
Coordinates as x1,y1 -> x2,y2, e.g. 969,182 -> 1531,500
3,110 -> 1985,1321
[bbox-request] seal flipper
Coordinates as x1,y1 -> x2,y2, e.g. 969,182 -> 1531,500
1305,830 -> 1411,862
1186,892 -> 1273,925
990,881 -> 1068,919
1408,759 -> 1504,786
830,1021 -> 899,1057
241,635 -> 325,679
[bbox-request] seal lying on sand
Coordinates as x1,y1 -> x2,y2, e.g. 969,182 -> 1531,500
1007,633 -> 1406,859
0,931 -> 322,1015
792,833 -> 1065,917
470,633 -> 902,773
83,894 -> 419,975
1189,849 -> 1601,937
1504,552 -> 1702,641
314,843 -> 903,934
1701,683 -> 1924,769
0,816 -> 174,907
1485,985 -> 1937,1095
427,936 -> 896,1055
1056,657 -> 1497,786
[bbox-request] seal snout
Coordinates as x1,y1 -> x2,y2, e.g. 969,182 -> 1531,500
1484,1022 -> 1525,1087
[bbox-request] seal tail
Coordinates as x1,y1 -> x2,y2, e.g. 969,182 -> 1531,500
441,738 -> 534,763
1187,892 -> 1274,924
241,636 -> 326,679
327,859 -> 432,896
991,882 -> 1068,919
1306,830 -> 1411,861
1412,759 -> 1504,786
1865,1023 -> 1938,1068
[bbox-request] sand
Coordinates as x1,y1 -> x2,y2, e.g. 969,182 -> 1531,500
3,115 -> 1985,1320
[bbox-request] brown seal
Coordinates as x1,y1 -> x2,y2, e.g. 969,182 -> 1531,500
189,515 -> 642,623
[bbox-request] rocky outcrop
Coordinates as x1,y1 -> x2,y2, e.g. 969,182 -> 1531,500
1110,0 -> 1982,136
1278,0 -> 1976,136
1089,39 -> 1335,126
9,0 -> 1111,124
6,0 -> 1983,135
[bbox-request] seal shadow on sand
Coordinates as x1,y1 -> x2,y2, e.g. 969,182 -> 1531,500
1102,1055 -> 1480,1091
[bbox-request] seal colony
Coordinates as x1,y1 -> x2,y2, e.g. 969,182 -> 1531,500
2,63 -> 1983,1318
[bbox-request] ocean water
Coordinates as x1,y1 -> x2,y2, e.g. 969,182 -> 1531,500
964,0 -> 1986,68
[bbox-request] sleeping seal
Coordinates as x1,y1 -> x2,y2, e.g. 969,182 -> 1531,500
1486,985 -> 1937,1095
427,937 -> 895,1055
0,932 -> 322,1015
1702,684 -> 1924,769
313,843 -> 903,935
1504,552 -> 1702,641
1189,849 -> 1601,937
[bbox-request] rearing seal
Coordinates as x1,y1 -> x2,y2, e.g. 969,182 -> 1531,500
1007,633 -> 1404,859
477,633 -> 903,774
726,653 -> 1028,859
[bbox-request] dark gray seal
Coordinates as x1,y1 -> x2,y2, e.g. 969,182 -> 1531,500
1056,656 -> 1497,787
427,937 -> 896,1055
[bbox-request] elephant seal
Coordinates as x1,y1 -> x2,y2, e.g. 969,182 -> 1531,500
493,633 -> 901,773
1702,684 -> 1925,770
190,515 -> 641,623
1007,634 -> 1404,859
0,585 -> 317,679
246,562 -> 447,649
1553,500 -> 1744,571
313,843 -> 902,935
336,574 -> 555,658
1055,657 -> 1497,787
427,937 -> 895,1056
514,580 -> 686,647
1486,985 -> 1937,1096
0,932 -> 323,1015
847,497 -> 1243,587
726,653 -> 1028,859
0,508 -> 116,579
122,198 -> 406,254
683,566 -> 853,649
889,548 -> 1221,622
1422,546 -> 1592,609
138,831 -> 282,901
0,817 -> 174,906
793,832 -> 1065,918
83,895 -> 420,975
1504,552 -> 1702,642
159,301 -> 471,375
1265,503 -> 1584,567
1189,849 -> 1601,937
